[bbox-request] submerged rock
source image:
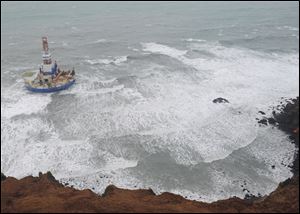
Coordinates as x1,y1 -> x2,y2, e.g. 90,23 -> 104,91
258,118 -> 268,125
268,118 -> 276,125
212,97 -> 229,103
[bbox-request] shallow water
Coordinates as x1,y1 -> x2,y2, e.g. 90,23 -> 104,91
1,1 -> 299,202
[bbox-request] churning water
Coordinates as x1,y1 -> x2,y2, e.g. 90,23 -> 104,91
1,1 -> 299,202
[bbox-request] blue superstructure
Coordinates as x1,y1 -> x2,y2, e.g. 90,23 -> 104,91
26,79 -> 75,93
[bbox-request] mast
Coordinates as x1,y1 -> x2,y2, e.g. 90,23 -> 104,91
42,37 -> 52,65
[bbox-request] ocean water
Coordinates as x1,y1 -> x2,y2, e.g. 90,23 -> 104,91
1,1 -> 299,202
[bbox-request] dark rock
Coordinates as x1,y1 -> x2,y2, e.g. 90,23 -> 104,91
258,118 -> 268,125
146,188 -> 156,196
102,185 -> 117,197
268,118 -> 276,125
244,193 -> 256,200
212,97 -> 229,103
1,172 -> 6,181
280,177 -> 294,187
46,171 -> 56,182
271,165 -> 275,169
258,111 -> 266,115
264,97 -> 299,175
289,135 -> 295,140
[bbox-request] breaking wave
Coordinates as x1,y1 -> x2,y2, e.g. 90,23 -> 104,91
85,56 -> 128,65
1,41 -> 299,203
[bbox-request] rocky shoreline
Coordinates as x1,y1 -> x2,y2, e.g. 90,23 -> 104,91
1,97 -> 299,213
257,97 -> 299,175
1,172 -> 298,213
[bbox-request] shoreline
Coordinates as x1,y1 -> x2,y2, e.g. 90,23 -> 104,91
1,97 -> 299,213
1,172 -> 298,213
257,96 -> 299,175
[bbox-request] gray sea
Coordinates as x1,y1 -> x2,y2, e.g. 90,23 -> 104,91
1,1 -> 299,202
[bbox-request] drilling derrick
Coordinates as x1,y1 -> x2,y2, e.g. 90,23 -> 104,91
42,37 -> 52,65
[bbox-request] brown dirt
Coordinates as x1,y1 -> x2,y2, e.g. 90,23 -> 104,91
1,172 -> 298,213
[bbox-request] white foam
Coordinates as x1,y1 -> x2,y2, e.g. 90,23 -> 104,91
1,117 -> 56,177
100,78 -> 117,84
75,84 -> 124,96
85,59 -> 110,65
138,42 -> 299,164
60,73 -> 124,97
71,26 -> 79,31
1,82 -> 52,119
128,47 -> 140,52
62,41 -> 68,47
101,152 -> 138,172
1,112 -> 137,183
276,26 -> 299,31
142,42 -> 187,58
54,125 -> 296,203
85,56 -> 128,65
9,66 -> 35,72
2,41 -> 299,203
183,38 -> 207,42
114,56 -> 128,64
89,39 -> 107,44
1,122 -> 95,179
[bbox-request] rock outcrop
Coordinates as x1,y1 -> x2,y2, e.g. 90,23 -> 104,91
212,97 -> 229,103
257,97 -> 299,175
